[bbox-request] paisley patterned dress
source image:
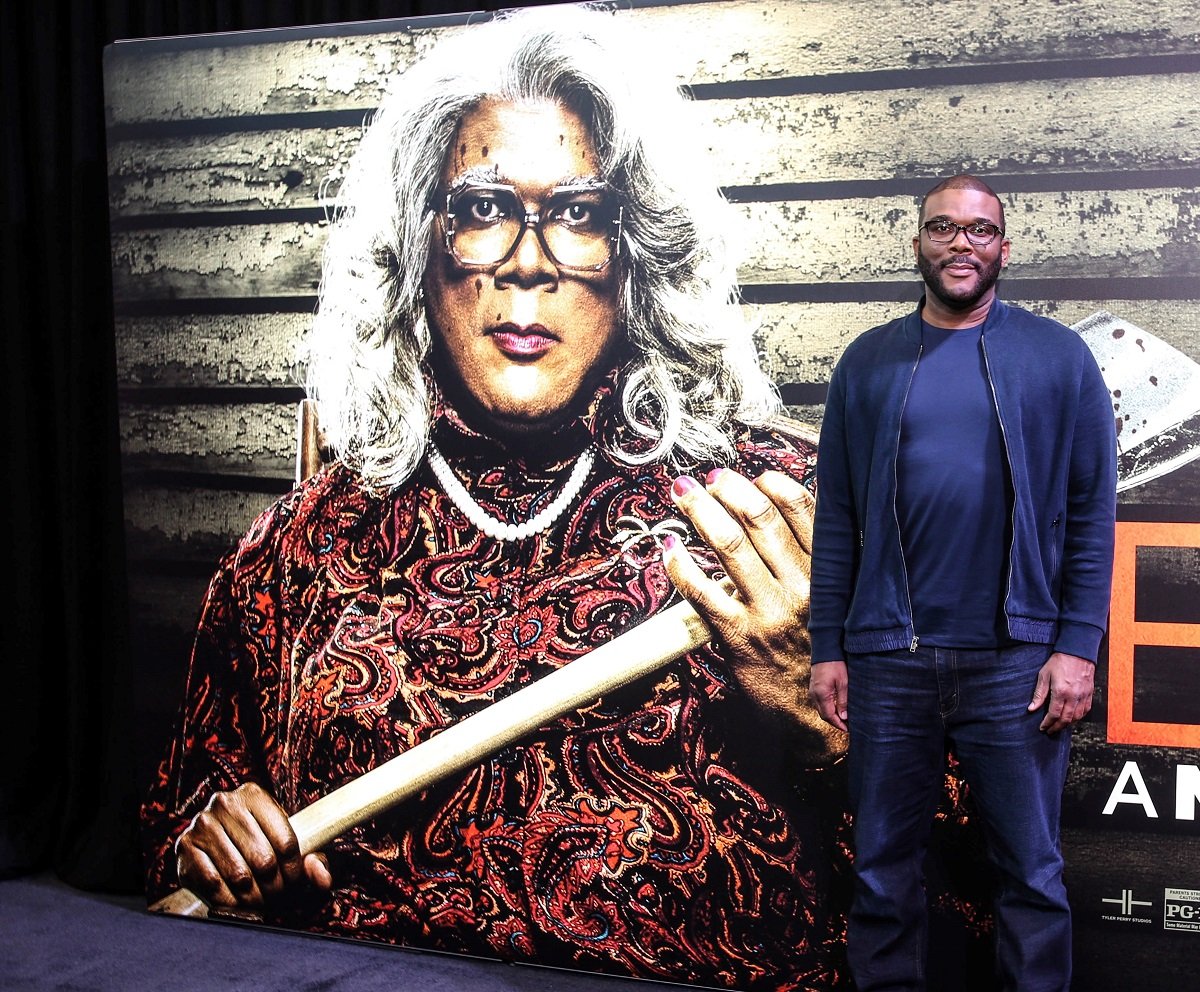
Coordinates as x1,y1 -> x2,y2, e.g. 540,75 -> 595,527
142,392 -> 850,991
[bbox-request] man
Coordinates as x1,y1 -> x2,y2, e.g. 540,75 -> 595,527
808,174 -> 1117,991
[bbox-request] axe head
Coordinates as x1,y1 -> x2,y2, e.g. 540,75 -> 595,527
1072,310 -> 1200,493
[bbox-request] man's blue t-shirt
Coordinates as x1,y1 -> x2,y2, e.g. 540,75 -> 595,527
896,320 -> 1013,647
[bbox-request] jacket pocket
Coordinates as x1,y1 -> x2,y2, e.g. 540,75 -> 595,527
1048,513 -> 1062,579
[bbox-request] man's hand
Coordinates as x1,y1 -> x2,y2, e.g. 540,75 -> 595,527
174,782 -> 332,910
1028,651 -> 1095,734
663,468 -> 846,762
809,660 -> 849,733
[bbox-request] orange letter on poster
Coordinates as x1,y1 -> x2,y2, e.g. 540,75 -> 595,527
1107,521 -> 1200,747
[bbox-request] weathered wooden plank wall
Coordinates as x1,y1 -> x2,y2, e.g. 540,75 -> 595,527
104,0 -> 1200,737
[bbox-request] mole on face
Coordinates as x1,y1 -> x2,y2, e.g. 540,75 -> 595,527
423,99 -> 621,436
1112,327 -> 1125,339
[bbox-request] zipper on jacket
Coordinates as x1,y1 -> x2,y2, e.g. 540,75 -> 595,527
980,333 -> 1018,626
895,343 -> 923,653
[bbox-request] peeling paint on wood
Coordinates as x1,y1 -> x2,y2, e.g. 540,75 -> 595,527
114,313 -> 310,385
105,28 -> 435,125
754,299 -> 1200,384
104,1 -> 1200,125
118,402 -> 296,473
107,127 -> 363,215
752,301 -> 911,383
123,486 -> 282,560
740,188 -> 1200,283
108,188 -> 1200,298
109,300 -> 1198,394
119,416 -> 1200,562
110,222 -> 325,300
628,0 -> 1200,84
108,71 -> 1200,216
702,74 -> 1200,185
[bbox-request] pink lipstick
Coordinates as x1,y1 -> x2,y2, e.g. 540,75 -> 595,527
489,323 -> 557,359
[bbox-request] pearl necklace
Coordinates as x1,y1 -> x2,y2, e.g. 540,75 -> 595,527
427,442 -> 596,543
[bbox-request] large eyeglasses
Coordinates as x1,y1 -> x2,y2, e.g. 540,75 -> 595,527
920,219 -> 1005,247
440,182 -> 623,271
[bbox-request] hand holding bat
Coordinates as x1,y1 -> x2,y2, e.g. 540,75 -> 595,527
152,591 -> 715,918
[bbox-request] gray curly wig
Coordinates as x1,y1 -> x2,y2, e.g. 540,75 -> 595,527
305,4 -> 779,488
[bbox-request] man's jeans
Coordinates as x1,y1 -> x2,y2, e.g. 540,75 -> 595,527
845,644 -> 1073,992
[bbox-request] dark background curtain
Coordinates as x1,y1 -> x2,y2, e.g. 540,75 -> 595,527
0,0 -> 531,893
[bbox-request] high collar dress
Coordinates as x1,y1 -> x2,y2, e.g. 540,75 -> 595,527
141,384 -> 849,991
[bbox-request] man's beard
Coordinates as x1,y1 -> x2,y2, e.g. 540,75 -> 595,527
917,247 -> 1003,312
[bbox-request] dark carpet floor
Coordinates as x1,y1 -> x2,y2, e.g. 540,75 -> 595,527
0,873 -> 675,991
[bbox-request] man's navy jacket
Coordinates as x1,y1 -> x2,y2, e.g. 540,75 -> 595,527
809,297 -> 1118,664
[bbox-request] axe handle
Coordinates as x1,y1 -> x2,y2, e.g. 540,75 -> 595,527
150,593 -> 715,919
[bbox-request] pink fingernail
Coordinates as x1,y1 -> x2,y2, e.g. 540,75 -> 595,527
672,476 -> 698,498
706,468 -> 724,486
662,534 -> 678,552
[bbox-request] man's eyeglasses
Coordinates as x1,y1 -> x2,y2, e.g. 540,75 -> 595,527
439,182 -> 622,271
920,219 -> 1005,247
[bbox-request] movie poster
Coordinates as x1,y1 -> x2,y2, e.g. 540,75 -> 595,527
104,2 -> 1199,989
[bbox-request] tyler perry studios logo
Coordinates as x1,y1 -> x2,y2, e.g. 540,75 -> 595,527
1099,887 -> 1200,931
1101,888 -> 1153,925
